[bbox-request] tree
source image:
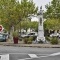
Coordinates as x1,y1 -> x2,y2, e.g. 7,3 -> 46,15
45,0 -> 60,19
29,21 -> 38,32
44,0 -> 60,36
0,0 -> 20,31
17,20 -> 38,32
0,0 -> 38,32
44,19 -> 60,30
44,19 -> 60,36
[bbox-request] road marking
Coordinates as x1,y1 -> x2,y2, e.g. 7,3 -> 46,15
39,52 -> 60,58
18,52 -> 60,60
18,58 -> 33,60
0,54 -> 9,60
36,54 -> 49,55
38,55 -> 49,58
18,59 -> 25,60
28,54 -> 38,58
49,52 -> 60,56
0,52 -> 60,60
0,53 -> 28,55
18,54 -> 38,60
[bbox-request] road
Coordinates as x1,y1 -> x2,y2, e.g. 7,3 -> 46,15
0,46 -> 60,60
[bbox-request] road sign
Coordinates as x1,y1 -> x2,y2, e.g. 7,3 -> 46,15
0,26 -> 2,31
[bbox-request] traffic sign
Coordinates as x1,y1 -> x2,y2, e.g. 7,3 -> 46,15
0,25 -> 2,31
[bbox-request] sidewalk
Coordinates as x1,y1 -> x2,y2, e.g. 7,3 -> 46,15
0,41 -> 60,48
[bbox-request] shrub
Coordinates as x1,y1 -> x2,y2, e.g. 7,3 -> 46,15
50,37 -> 58,44
12,31 -> 18,37
27,37 -> 33,44
33,36 -> 37,41
45,36 -> 51,41
23,37 -> 33,44
24,38 -> 28,44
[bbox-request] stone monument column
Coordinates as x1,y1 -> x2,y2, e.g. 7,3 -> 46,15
37,6 -> 45,42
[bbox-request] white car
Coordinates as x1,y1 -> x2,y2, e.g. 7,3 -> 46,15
21,32 -> 37,38
50,33 -> 59,37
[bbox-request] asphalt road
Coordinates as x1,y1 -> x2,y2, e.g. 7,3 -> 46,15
0,46 -> 60,60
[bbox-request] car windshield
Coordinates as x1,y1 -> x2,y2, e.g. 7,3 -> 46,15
28,33 -> 35,35
0,34 -> 3,38
0,34 -> 5,38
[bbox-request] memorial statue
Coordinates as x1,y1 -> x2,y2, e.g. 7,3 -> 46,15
37,6 -> 45,43
40,18 -> 42,26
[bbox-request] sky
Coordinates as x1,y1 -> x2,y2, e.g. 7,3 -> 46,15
19,0 -> 52,21
19,0 -> 52,11
31,0 -> 52,21
33,0 -> 52,11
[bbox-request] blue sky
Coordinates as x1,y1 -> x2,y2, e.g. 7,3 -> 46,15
33,0 -> 52,11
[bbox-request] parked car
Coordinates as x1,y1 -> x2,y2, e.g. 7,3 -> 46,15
50,33 -> 59,37
0,33 -> 7,42
21,32 -> 37,38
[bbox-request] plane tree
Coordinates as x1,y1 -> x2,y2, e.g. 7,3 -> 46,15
44,0 -> 60,35
0,0 -> 38,32
45,0 -> 60,19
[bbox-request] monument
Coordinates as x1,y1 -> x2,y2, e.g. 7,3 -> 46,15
37,6 -> 45,42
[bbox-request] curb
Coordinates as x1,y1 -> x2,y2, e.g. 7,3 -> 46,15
0,43 -> 60,48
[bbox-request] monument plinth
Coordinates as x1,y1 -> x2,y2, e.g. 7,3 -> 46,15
37,6 -> 45,42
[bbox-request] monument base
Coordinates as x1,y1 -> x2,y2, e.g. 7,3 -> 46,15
36,36 -> 46,43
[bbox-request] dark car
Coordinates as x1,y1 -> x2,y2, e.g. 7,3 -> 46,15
0,34 -> 6,42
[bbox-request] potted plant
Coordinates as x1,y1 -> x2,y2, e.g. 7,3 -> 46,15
13,31 -> 18,44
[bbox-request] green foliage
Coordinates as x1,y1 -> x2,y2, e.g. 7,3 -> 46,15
45,36 -> 51,41
50,37 -> 58,44
19,21 -> 38,32
29,21 -> 38,31
0,0 -> 38,32
45,0 -> 60,19
24,38 -> 28,44
44,0 -> 60,33
44,19 -> 60,30
12,31 -> 18,37
23,37 -> 33,44
27,37 -> 33,44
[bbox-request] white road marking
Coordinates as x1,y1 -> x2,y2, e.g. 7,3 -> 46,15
0,53 -> 28,55
18,54 -> 38,60
18,52 -> 60,60
28,54 -> 38,58
49,52 -> 60,56
0,52 -> 60,60
0,54 -> 9,60
36,54 -> 49,55
40,56 -> 48,57
18,58 -> 33,60
39,52 -> 60,58
18,59 -> 25,60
